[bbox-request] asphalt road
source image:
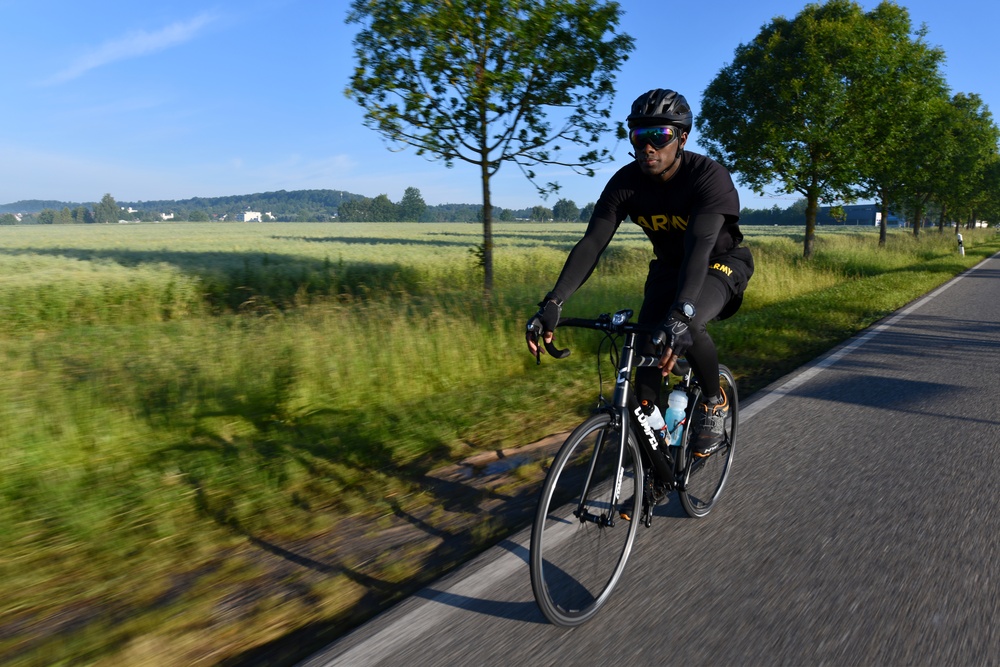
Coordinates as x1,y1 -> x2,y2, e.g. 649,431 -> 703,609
303,252 -> 1000,667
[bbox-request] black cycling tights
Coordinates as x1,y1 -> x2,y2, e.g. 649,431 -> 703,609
635,272 -> 730,407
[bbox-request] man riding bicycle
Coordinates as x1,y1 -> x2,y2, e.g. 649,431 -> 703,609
526,88 -> 753,457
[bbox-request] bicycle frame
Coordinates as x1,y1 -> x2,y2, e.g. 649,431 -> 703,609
612,329 -> 677,490
550,309 -> 693,497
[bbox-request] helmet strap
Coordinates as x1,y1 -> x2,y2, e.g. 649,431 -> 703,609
658,143 -> 684,178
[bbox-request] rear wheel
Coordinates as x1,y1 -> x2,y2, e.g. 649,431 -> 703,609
529,412 -> 643,626
679,365 -> 738,518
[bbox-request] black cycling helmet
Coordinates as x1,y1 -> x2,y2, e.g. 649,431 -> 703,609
626,89 -> 692,131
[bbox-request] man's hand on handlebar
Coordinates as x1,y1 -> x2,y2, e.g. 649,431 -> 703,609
526,299 -> 561,361
653,316 -> 693,376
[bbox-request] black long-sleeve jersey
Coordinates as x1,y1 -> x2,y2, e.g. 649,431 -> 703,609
548,150 -> 743,308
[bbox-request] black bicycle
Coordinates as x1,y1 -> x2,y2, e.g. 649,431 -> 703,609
528,309 -> 738,627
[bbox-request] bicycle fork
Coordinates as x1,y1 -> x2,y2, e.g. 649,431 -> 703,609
573,424 -> 622,528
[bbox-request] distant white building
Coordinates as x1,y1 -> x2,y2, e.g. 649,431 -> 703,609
160,212 -> 175,220
237,210 -> 262,222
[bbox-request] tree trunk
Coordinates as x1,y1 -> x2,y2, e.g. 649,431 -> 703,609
803,190 -> 818,259
480,159 -> 494,298
938,203 -> 947,233
912,202 -> 923,238
878,195 -> 888,248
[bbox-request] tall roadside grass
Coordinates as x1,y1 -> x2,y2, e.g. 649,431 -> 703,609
0,222 -> 996,665
713,227 -> 995,386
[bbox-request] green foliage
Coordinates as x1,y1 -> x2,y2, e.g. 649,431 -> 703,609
129,188 -> 358,222
345,0 -> 635,291
552,198 -> 580,221
346,0 -> 634,186
398,186 -> 427,221
531,204 -> 554,221
0,199 -> 83,214
72,206 -> 93,224
93,193 -> 119,224
928,94 -> 1000,232
697,0 -> 957,257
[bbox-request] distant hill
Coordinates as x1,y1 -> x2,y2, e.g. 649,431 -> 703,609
0,199 -> 90,214
0,189 -> 520,222
122,189 -> 362,221
0,190 -> 365,220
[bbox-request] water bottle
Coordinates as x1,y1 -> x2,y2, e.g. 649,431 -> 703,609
664,389 -> 688,447
641,400 -> 667,441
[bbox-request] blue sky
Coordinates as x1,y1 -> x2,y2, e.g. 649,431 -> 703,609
2,0 -> 998,211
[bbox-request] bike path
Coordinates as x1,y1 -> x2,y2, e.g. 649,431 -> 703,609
303,252 -> 1000,667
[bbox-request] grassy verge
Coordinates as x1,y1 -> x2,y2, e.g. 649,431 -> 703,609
0,223 -> 996,665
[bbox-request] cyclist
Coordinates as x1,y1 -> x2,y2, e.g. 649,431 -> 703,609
526,88 -> 753,457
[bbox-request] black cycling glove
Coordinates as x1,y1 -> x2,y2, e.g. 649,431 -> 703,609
654,317 -> 693,357
526,298 -> 562,338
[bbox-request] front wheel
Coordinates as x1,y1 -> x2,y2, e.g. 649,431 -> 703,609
679,364 -> 738,518
529,412 -> 643,627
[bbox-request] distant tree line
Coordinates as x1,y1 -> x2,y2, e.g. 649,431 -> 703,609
738,200 -> 854,226
1,190 -> 360,224
2,189 -> 603,225
4,189 -> 974,230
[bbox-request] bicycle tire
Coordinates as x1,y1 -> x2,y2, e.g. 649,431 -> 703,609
529,412 -> 643,626
679,364 -> 738,518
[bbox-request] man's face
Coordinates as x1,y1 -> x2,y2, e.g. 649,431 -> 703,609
629,125 -> 687,180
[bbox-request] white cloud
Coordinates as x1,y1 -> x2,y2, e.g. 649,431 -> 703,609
42,12 -> 219,85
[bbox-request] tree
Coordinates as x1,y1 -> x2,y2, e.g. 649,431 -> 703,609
94,193 -> 119,224
846,3 -> 947,246
895,95 -> 956,238
338,198 -> 371,221
369,194 -> 398,222
552,198 -> 579,222
398,186 -> 427,221
530,205 -> 553,221
932,93 -> 1000,234
71,206 -> 93,224
578,202 -> 595,222
976,157 -> 1000,226
188,210 -> 210,222
698,0 -> 938,258
346,0 -> 634,295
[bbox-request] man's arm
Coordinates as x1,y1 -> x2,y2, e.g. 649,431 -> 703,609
526,214 -> 618,358
655,212 -> 726,375
673,213 -> 727,310
546,214 -> 618,304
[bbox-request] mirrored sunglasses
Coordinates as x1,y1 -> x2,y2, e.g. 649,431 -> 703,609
629,126 -> 678,149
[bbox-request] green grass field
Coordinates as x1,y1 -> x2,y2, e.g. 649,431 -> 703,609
1,221 -> 997,666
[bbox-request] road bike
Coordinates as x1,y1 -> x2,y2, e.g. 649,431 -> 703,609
528,309 -> 738,627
